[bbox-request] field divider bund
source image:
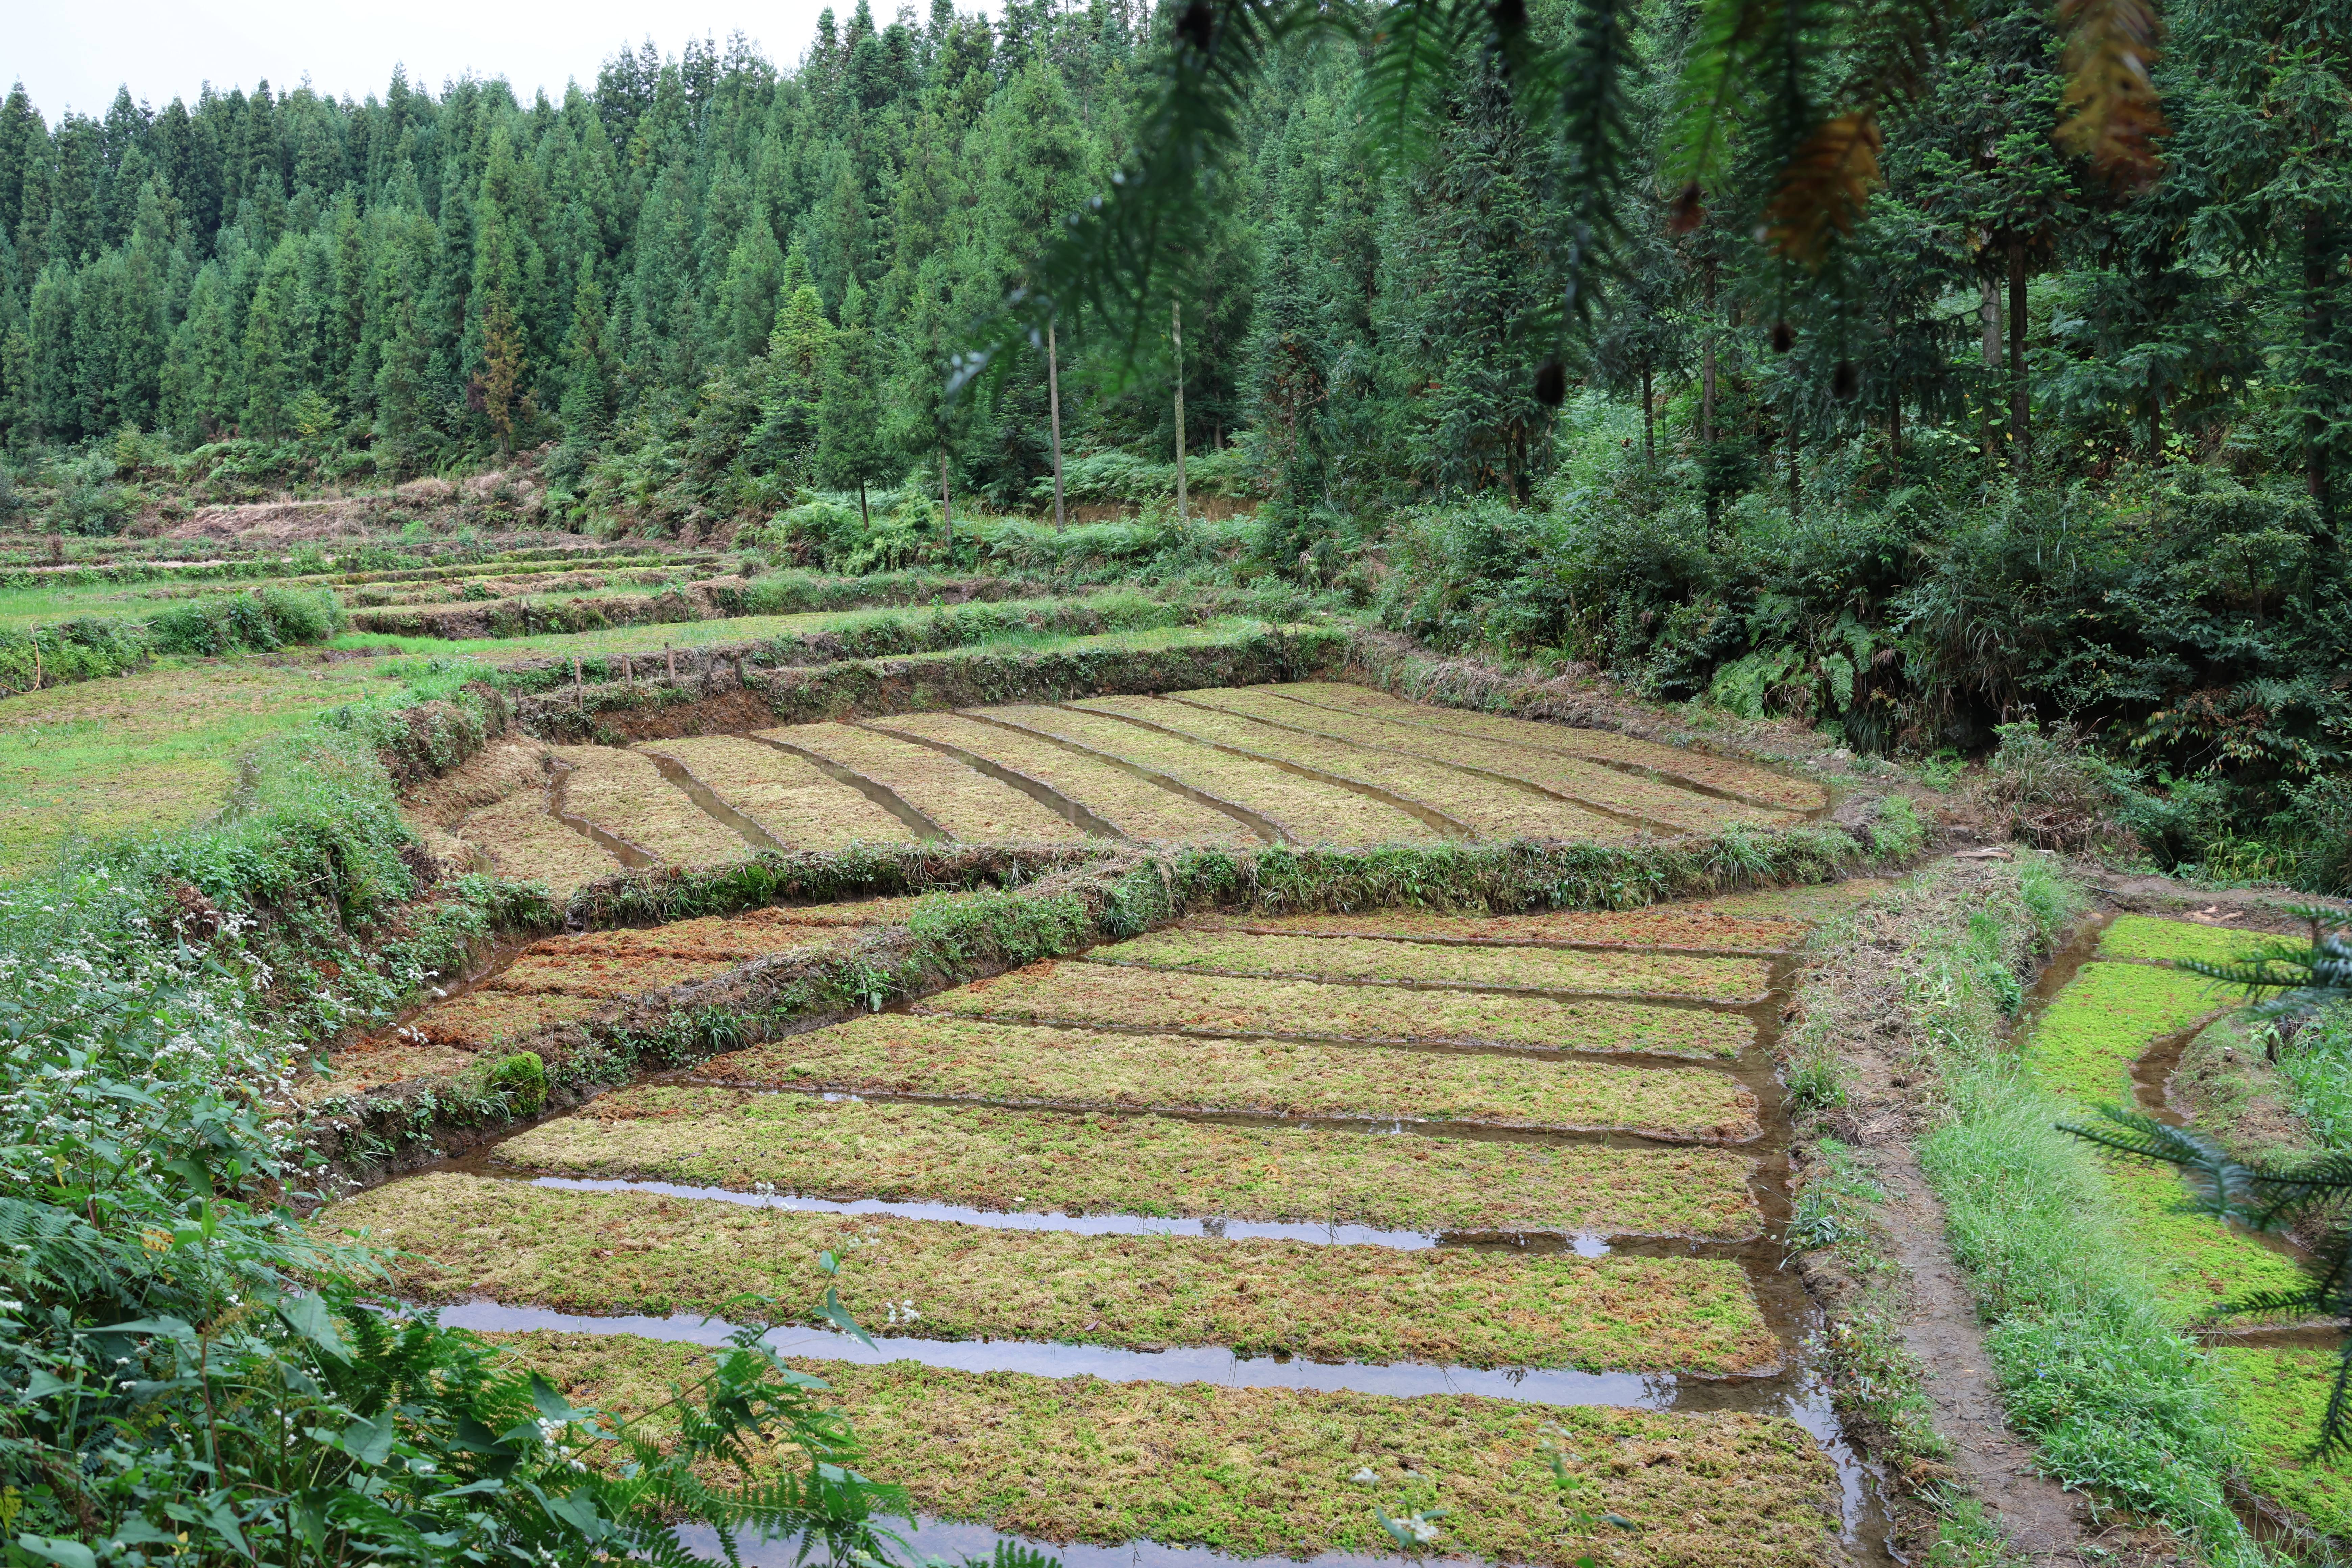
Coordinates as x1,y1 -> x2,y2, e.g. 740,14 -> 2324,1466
1066,955 -> 1770,1010
638,748 -> 790,854
739,733 -> 951,840
1058,701 -> 1481,841
1156,691 -> 1696,840
1259,684 -> 1816,817
421,1301 -> 1802,1410
958,711 -> 1288,843
879,1007 -> 1759,1070
856,720 -> 1132,842
548,763 -> 656,869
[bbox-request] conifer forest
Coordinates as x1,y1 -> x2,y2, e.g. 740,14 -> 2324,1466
2,1 -> 2352,1565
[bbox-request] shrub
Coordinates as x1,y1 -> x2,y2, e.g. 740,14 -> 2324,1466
487,1048 -> 550,1113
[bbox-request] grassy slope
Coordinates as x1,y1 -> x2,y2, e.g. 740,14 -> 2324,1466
0,657 -> 398,874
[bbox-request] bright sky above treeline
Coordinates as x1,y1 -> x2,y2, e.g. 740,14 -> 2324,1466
8,0 -> 867,121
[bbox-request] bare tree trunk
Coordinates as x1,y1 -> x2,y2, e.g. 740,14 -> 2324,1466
1980,273 -> 2002,465
1787,402 -> 1802,523
1702,262 -> 1718,530
1172,298 -> 1187,522
2306,208 -> 2334,521
939,443 -> 953,557
2008,244 -> 2030,473
1889,378 -> 1902,476
857,478 -> 868,528
2149,367 -> 2163,465
1048,318 -> 1066,527
1641,362 -> 1655,463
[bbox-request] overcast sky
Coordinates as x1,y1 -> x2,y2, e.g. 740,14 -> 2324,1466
8,0 -> 868,122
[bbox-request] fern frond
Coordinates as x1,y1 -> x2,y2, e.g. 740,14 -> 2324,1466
1761,112 -> 1883,267
2054,0 -> 2169,185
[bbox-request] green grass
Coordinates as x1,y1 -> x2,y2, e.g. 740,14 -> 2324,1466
331,1173 -> 1778,1372
2209,1344 -> 2352,1537
503,1330 -> 1843,1567
1092,929 -> 1774,999
2094,914 -> 2299,967
490,1089 -> 1767,1239
2278,1001 -> 2352,1150
705,1013 -> 1762,1137
0,657 -> 402,876
923,959 -> 1758,1058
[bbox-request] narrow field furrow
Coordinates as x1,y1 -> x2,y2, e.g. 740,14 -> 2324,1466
553,744 -> 745,865
701,1014 -> 1755,1134
1179,908 -> 1809,953
867,712 -> 1260,845
501,1332 -> 1842,1567
987,703 -> 1441,844
637,735 -> 916,849
1069,694 -> 1629,842
454,788 -> 621,897
329,1174 -> 1777,1373
1167,686 -> 1793,833
490,1090 -> 1766,1239
1258,682 -> 1829,813
1093,930 -> 1773,1001
920,961 -> 1756,1059
754,722 -> 1093,842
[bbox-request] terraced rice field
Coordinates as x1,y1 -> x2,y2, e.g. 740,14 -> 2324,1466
305,902 -> 901,1098
2021,913 -> 2346,1537
437,683 -> 1821,896
326,893 -> 1873,1565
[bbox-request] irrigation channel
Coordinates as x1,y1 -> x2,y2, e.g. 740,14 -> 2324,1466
340,899 -> 1901,1568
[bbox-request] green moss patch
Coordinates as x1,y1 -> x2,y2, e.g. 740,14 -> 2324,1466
1180,908 -> 1809,953
2095,914 -> 2300,969
1095,930 -> 1772,1001
332,1174 -> 1777,1373
1260,682 -> 1830,814
922,960 -> 1756,1060
1169,687 -> 1791,835
707,1014 -> 1758,1136
498,1330 -> 1840,1566
1071,695 -> 1629,842
993,704 -> 1443,845
2212,1344 -> 2352,1538
2024,958 -> 2224,1105
2099,1155 -> 2310,1318
492,1090 -> 1765,1239
869,712 -> 1261,845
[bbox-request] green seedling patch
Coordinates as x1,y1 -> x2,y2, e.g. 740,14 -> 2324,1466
492,1089 -> 1766,1238
922,961 -> 1756,1059
331,1174 -> 1779,1372
638,735 -> 915,850
757,723 -> 1093,843
1095,929 -> 1772,1001
707,1014 -> 1757,1135
553,744 -> 745,865
1179,908 -> 1809,954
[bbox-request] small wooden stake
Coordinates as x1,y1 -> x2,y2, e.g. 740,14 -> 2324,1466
572,655 -> 582,695
667,644 -> 677,683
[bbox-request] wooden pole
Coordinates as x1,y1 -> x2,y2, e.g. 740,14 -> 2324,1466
1172,298 -> 1187,523
1048,318 -> 1067,528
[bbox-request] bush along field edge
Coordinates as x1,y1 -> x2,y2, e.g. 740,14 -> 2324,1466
1772,858 -> 2326,1566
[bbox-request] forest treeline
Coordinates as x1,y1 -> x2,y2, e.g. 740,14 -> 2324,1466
0,0 -> 2347,886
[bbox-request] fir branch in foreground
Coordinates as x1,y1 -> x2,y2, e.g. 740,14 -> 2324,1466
2060,1106 -> 2352,1456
